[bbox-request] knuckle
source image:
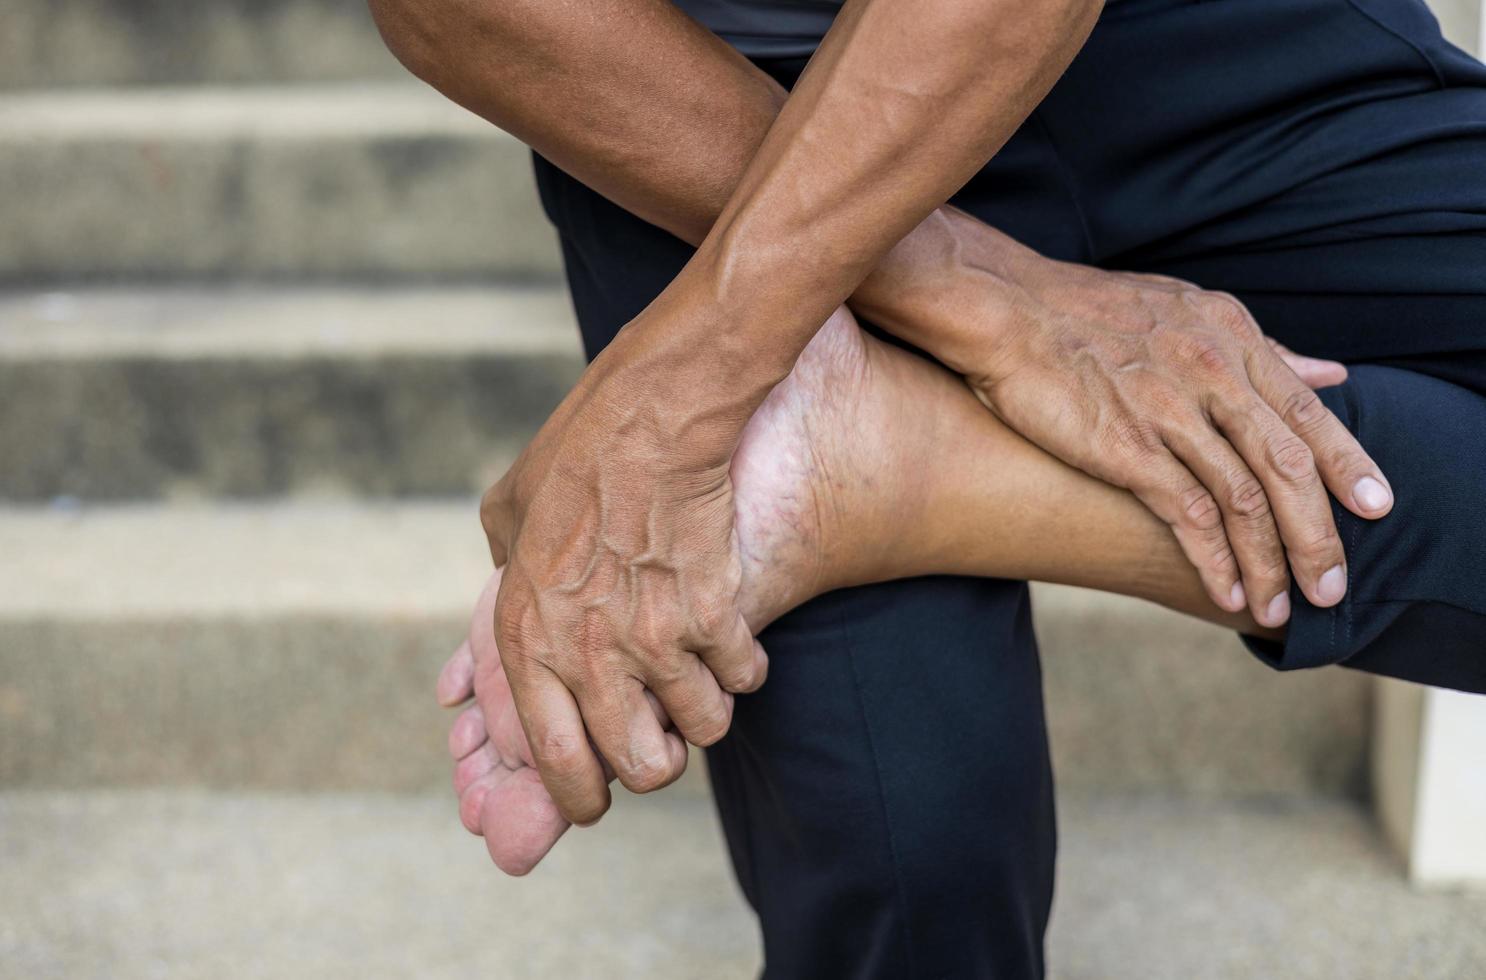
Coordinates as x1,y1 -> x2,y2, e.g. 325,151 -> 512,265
1178,484 -> 1224,532
1319,442 -> 1372,481
689,720 -> 730,749
533,727 -> 585,769
715,656 -> 761,693
1276,386 -> 1329,434
1171,333 -> 1233,375
645,652 -> 692,688
1205,293 -> 1260,338
1108,417 -> 1165,460
1248,540 -> 1291,578
1296,524 -> 1343,565
1224,477 -> 1271,521
1205,541 -> 1239,578
1267,436 -> 1317,484
628,611 -> 676,667
685,705 -> 733,748
690,594 -> 733,642
1248,559 -> 1295,597
622,751 -> 675,794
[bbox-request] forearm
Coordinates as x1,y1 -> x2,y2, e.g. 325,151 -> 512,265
680,0 -> 1101,390
370,0 -> 1072,377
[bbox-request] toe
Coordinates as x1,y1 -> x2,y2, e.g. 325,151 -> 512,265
437,640 -> 476,707
448,705 -> 488,761
459,768 -> 504,835
480,766 -> 571,876
453,742 -> 498,797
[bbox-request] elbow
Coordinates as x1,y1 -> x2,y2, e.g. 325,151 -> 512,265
367,0 -> 452,85
1063,0 -> 1106,38
1024,0 -> 1104,66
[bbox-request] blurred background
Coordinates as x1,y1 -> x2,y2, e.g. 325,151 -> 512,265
1,2 -> 1484,978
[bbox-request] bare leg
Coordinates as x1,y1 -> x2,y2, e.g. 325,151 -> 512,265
725,309 -> 1269,637
446,307 -> 1272,873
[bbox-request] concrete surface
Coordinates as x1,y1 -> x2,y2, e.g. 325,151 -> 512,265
1046,793 -> 1486,979
0,86 -> 562,281
2,0 -> 403,89
1432,0 -> 1483,52
2,790 -> 1482,979
0,287 -> 583,499
1033,584 -> 1368,797
0,503 -> 1367,794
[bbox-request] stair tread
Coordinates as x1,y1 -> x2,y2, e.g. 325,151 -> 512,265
0,500 -> 491,618
2,788 -> 1481,979
0,84 -> 507,140
0,85 -> 559,281
0,285 -> 579,360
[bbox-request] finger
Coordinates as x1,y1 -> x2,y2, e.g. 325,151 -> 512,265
480,765 -> 572,876
696,611 -> 768,695
479,479 -> 515,567
467,569 -> 504,663
647,657 -> 734,748
1129,453 -> 1247,614
1212,391 -> 1346,613
1267,338 -> 1348,389
436,639 -> 476,708
476,697 -> 675,873
642,688 -> 673,731
449,704 -> 489,761
474,655 -> 527,768
510,666 -> 611,826
1162,420 -> 1289,624
574,676 -> 688,795
1247,349 -> 1393,522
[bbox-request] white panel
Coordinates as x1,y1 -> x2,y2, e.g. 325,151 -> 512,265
1411,688 -> 1486,888
1372,679 -> 1426,866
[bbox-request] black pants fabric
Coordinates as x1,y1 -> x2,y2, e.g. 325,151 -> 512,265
530,0 -> 1486,975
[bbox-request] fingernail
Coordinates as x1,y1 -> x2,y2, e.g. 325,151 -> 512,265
1317,565 -> 1347,605
1354,476 -> 1391,513
1265,591 -> 1291,627
1228,582 -> 1246,611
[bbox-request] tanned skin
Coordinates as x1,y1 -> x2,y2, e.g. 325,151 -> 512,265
371,0 -> 1393,825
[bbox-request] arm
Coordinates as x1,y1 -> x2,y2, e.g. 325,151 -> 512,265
371,0 -> 1392,824
374,0 -> 1391,627
369,0 -> 1032,371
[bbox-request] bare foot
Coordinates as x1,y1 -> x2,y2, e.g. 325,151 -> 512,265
443,306 -> 941,874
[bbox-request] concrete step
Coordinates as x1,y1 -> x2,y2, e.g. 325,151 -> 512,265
0,502 -> 1368,795
0,286 -> 583,500
0,86 -> 563,281
3,0 -> 405,90
3,789 -> 1481,979
6,0 -> 1475,91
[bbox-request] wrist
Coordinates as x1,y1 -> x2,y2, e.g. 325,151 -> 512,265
850,206 -> 1051,377
584,295 -> 777,467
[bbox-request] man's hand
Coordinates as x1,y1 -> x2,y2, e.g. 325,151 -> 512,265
478,317 -> 768,826
967,260 -> 1392,627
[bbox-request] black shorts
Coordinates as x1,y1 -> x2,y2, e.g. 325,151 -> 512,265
530,1 -> 1486,974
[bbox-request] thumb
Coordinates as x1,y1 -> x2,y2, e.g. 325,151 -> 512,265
479,478 -> 515,567
1267,337 -> 1348,389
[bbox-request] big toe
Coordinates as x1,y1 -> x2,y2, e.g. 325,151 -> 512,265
480,766 -> 571,876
